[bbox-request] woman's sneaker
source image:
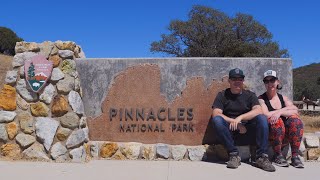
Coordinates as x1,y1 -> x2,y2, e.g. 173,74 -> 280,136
291,156 -> 304,168
273,154 -> 289,167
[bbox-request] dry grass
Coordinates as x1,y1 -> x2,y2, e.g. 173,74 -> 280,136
0,54 -> 13,89
301,115 -> 320,133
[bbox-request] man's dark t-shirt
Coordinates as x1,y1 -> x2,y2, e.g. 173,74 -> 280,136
212,88 -> 259,119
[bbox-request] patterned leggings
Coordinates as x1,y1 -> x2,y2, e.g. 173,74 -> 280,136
268,115 -> 304,157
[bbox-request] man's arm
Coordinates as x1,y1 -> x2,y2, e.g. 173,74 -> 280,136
213,108 -> 240,131
236,92 -> 263,121
236,105 -> 262,121
228,105 -> 262,131
212,108 -> 235,123
212,91 -> 236,122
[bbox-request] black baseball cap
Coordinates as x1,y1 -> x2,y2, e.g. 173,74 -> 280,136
229,68 -> 245,78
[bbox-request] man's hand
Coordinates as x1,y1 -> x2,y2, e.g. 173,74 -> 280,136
269,112 -> 281,125
238,123 -> 247,134
229,117 -> 242,131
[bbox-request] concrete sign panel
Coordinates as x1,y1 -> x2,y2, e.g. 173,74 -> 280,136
76,58 -> 293,145
24,55 -> 53,93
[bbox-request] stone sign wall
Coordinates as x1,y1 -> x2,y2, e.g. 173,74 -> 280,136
76,58 -> 293,145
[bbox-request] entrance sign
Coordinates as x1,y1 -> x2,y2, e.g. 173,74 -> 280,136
24,55 -> 53,93
76,58 -> 293,145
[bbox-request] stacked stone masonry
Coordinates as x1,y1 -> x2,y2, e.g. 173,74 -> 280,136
0,41 -> 319,163
0,41 -> 88,162
87,134 -> 320,162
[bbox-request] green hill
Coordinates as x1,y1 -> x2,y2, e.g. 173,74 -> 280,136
293,63 -> 320,101
0,54 -> 13,89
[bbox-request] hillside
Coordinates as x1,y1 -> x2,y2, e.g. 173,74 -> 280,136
0,54 -> 13,89
293,63 -> 320,101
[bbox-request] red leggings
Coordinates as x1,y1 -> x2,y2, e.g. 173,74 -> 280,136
268,115 -> 304,157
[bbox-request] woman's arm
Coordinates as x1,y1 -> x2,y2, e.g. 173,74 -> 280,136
258,99 -> 274,118
279,96 -> 299,117
259,96 -> 298,118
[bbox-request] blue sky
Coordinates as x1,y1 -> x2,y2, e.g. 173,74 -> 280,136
1,0 -> 319,68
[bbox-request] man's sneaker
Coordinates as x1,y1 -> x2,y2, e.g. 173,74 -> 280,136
273,154 -> 289,167
226,152 -> 241,169
291,156 -> 304,168
255,154 -> 276,172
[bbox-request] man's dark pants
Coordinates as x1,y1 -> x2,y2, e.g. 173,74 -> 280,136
211,115 -> 269,157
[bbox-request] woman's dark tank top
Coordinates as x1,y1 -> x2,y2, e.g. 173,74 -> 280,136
260,92 -> 286,111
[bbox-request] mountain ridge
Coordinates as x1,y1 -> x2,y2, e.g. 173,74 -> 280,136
293,62 -> 320,100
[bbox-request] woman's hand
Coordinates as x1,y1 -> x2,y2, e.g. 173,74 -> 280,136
270,112 -> 281,125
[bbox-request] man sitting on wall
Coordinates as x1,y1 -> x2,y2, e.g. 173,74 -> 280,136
211,68 -> 275,172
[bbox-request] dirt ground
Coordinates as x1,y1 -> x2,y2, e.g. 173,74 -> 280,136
301,115 -> 320,133
0,54 -> 13,89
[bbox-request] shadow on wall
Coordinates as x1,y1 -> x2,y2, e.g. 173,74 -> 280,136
202,117 -> 218,145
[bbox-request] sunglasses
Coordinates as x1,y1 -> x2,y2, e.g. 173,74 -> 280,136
230,77 -> 244,81
263,78 -> 277,84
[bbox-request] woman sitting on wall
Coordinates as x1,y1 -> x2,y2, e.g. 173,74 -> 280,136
258,70 -> 304,168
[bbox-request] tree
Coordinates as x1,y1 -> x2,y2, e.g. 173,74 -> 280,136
0,27 -> 23,55
151,5 -> 288,58
28,62 -> 35,79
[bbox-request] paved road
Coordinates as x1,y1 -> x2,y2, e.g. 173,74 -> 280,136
0,160 -> 319,180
